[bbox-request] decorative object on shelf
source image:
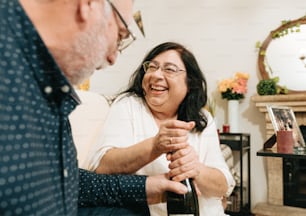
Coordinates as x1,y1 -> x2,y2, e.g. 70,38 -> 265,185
227,100 -> 239,132
276,130 -> 294,153
256,15 -> 306,93
218,72 -> 249,100
223,124 -> 230,133
256,76 -> 288,95
218,72 -> 249,132
266,105 -> 305,147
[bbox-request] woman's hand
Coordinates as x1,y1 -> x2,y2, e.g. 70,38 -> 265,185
167,145 -> 201,182
152,120 -> 195,156
167,146 -> 229,197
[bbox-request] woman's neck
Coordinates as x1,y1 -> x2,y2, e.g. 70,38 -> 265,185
152,111 -> 178,127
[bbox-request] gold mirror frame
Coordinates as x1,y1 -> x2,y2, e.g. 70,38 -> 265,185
258,16 -> 306,93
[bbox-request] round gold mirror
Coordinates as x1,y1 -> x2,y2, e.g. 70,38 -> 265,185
258,16 -> 306,93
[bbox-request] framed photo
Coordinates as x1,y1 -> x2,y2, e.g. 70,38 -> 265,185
267,105 -> 305,147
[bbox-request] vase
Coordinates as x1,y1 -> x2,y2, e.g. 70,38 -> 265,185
227,100 -> 239,133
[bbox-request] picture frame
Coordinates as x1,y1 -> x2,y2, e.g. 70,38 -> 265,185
267,105 -> 305,147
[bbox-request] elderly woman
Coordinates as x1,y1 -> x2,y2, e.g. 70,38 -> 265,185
87,42 -> 235,216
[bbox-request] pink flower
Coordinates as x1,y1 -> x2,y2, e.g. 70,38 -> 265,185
218,72 -> 249,100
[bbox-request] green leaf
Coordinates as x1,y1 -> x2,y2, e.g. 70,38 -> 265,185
255,41 -> 261,48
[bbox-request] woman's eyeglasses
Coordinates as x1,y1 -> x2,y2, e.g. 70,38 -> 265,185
142,61 -> 186,77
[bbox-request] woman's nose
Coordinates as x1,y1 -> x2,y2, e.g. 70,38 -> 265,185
151,67 -> 164,77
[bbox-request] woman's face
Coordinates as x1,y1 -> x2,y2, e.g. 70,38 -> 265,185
142,50 -> 188,117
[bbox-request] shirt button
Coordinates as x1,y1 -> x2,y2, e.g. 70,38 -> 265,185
61,85 -> 70,93
64,169 -> 68,178
44,86 -> 53,94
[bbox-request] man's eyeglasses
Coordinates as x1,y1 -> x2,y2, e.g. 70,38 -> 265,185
106,0 -> 136,52
142,61 -> 186,77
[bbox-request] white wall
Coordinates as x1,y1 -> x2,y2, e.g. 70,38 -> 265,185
89,0 -> 306,210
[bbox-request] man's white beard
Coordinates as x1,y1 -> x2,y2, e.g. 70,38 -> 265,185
59,24 -> 109,86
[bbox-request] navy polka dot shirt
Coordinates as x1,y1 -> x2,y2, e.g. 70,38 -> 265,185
0,1 -> 147,215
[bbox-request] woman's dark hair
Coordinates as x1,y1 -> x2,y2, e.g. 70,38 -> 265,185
122,42 -> 208,132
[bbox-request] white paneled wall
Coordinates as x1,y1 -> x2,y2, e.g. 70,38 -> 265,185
89,0 -> 306,210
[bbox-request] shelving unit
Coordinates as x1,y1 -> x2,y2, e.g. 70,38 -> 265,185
220,133 -> 251,216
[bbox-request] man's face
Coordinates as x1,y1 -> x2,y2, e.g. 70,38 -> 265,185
103,0 -> 134,65
55,0 -> 134,85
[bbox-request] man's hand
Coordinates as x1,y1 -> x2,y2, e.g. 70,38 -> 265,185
145,174 -> 187,204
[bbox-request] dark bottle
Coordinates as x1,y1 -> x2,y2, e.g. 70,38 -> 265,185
166,178 -> 199,216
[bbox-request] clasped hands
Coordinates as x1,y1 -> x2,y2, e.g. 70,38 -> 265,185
153,120 -> 201,182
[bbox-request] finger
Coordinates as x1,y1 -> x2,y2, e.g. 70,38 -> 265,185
164,120 -> 195,130
159,123 -> 192,141
169,146 -> 193,161
163,173 -> 188,194
167,143 -> 189,153
172,162 -> 199,178
169,160 -> 194,176
166,152 -> 172,161
193,181 -> 202,196
171,169 -> 199,182
168,152 -> 200,177
170,171 -> 191,182
167,180 -> 188,195
164,128 -> 190,137
168,136 -> 189,145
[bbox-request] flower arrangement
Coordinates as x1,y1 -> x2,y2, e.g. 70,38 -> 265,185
218,72 -> 250,100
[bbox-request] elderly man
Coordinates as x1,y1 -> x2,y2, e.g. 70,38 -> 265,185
0,0 -> 187,215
